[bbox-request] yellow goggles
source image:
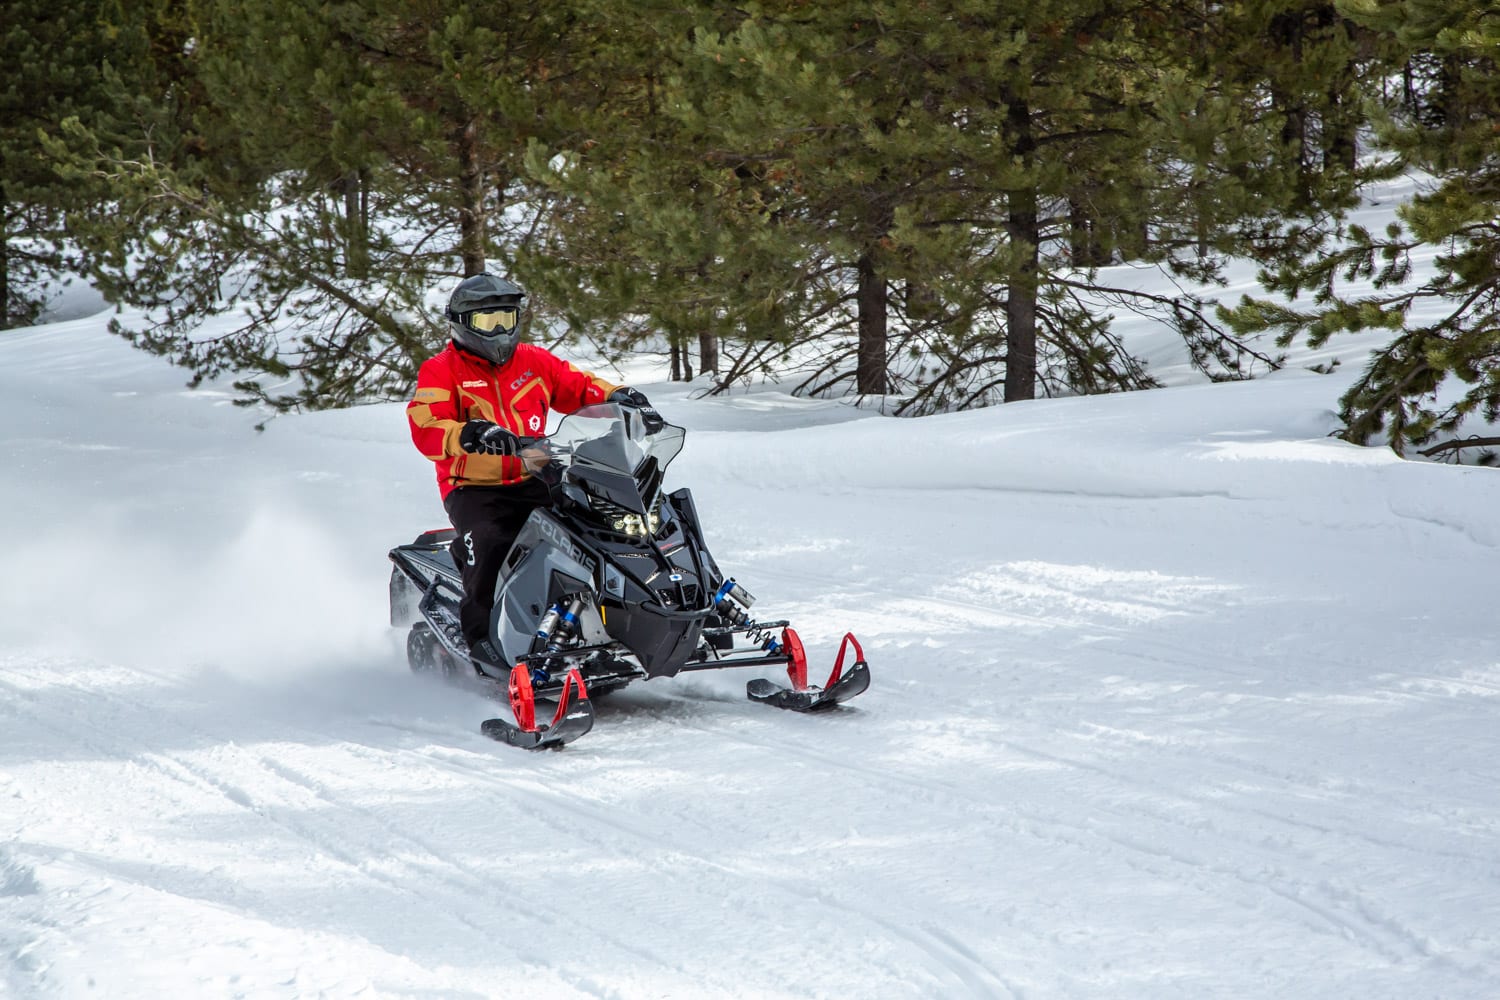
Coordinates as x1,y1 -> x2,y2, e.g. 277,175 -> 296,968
466,308 -> 519,333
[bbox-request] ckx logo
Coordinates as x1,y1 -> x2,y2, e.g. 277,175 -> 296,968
509,370 -> 536,391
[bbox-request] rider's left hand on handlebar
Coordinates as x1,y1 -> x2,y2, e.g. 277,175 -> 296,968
610,387 -> 665,433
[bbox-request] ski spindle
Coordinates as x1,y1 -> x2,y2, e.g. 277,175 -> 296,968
509,663 -> 537,733
781,627 -> 809,691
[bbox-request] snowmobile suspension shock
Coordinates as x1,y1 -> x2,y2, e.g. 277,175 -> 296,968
714,578 -> 756,613
530,596 -> 587,686
714,578 -> 786,656
535,605 -> 562,642
536,596 -> 586,652
713,579 -> 781,653
751,624 -> 782,654
713,578 -> 758,628
733,618 -> 784,655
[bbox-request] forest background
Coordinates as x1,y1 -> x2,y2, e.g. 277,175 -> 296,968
4,0 -> 1497,458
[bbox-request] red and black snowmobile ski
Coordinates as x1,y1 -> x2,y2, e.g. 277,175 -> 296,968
388,402 -> 870,750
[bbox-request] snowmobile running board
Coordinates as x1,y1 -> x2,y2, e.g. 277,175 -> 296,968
745,631 -> 871,712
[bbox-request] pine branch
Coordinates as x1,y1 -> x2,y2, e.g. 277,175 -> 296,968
1417,436 -> 1500,458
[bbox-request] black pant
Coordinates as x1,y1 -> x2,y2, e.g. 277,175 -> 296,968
444,481 -> 551,650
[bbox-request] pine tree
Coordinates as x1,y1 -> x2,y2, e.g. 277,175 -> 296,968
53,0 -> 594,410
1223,0 -> 1500,458
1225,3 -> 1367,191
528,0 -> 1360,410
0,0 -> 140,327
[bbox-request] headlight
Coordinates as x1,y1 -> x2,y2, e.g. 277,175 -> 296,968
608,506 -> 662,537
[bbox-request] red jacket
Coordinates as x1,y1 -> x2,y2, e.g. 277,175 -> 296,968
407,342 -> 619,499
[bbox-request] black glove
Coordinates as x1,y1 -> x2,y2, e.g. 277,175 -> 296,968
610,387 -> 665,434
459,420 -> 520,456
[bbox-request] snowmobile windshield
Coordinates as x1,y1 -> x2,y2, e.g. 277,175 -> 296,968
527,403 -> 685,511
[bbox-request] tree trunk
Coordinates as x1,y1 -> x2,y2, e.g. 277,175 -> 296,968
1269,9 -> 1310,199
455,122 -> 487,276
1004,218 -> 1039,402
0,192 -> 9,329
339,170 -> 370,279
855,250 -> 887,395
698,330 -> 719,375
1324,88 -> 1358,172
1004,94 -> 1039,403
1068,197 -> 1108,267
1323,14 -> 1359,173
670,338 -> 694,381
1439,52 -> 1467,132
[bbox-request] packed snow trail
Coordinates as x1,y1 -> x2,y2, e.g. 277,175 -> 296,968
3,316 -> 1499,998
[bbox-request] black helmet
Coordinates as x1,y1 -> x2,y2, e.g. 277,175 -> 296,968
446,273 -> 529,365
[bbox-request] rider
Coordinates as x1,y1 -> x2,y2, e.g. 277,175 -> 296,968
406,272 -> 664,670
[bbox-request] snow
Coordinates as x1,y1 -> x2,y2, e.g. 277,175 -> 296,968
5,249 -> 1500,999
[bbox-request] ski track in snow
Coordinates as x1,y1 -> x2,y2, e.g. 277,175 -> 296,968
3,655 -> 1017,998
654,686 -> 1448,976
1,661 -> 836,998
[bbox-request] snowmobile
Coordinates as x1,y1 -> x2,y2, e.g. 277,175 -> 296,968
388,402 -> 870,750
